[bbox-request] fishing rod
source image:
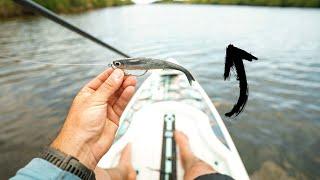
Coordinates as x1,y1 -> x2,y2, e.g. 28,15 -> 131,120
13,0 -> 130,58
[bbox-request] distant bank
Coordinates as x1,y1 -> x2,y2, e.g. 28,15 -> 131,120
1,0 -> 320,18
163,0 -> 320,8
0,0 -> 132,18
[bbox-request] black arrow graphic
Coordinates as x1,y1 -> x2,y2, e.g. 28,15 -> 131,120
224,44 -> 258,118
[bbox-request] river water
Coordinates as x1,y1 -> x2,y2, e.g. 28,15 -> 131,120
0,4 -> 319,179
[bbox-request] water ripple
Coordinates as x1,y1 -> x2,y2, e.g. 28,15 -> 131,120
0,4 -> 319,180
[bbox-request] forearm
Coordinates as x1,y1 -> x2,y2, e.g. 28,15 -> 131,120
11,158 -> 80,180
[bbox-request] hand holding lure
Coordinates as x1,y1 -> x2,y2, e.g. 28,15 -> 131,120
109,57 -> 195,85
224,44 -> 258,118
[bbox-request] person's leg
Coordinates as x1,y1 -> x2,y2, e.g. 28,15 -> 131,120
95,144 -> 137,180
175,131 -> 216,180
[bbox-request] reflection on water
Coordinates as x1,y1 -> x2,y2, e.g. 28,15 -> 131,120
0,4 -> 319,179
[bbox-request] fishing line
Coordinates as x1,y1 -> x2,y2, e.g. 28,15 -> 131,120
20,59 -> 108,66
0,55 -> 108,67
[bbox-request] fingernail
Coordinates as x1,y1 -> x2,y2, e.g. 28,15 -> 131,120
112,69 -> 123,80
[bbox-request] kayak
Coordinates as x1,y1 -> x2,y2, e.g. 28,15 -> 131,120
98,62 -> 249,180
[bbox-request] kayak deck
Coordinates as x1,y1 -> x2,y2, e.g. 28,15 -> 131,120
98,70 -> 249,180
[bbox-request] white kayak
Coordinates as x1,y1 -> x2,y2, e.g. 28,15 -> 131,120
98,65 -> 249,180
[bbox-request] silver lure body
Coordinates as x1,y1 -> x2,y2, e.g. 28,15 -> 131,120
111,57 -> 195,85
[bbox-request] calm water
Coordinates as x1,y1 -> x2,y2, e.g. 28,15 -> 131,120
0,4 -> 319,179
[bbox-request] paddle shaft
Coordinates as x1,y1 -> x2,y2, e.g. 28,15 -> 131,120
13,0 -> 131,58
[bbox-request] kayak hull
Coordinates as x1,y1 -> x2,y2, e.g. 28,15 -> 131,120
98,69 -> 249,180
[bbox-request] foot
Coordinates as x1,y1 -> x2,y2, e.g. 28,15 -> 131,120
117,143 -> 137,180
174,131 -> 216,180
174,131 -> 191,153
95,144 -> 137,180
174,131 -> 199,170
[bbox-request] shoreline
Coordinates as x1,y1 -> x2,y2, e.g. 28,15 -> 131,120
1,0 -> 320,19
158,1 -> 320,8
0,4 -> 133,21
0,0 -> 133,19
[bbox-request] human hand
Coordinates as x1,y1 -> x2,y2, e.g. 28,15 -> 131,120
51,68 -> 136,170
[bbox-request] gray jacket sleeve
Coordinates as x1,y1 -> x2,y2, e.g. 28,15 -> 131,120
10,158 -> 80,180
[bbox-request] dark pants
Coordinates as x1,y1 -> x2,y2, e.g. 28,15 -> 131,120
195,173 -> 235,180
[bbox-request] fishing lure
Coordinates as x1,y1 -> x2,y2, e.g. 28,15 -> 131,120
110,57 -> 195,85
12,57 -> 195,86
224,44 -> 258,117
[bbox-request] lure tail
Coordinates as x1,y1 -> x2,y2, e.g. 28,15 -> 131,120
224,44 -> 258,118
182,68 -> 195,85
167,61 -> 195,85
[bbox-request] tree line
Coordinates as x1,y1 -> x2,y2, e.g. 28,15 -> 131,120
1,0 -> 319,18
164,0 -> 320,7
0,0 -> 132,18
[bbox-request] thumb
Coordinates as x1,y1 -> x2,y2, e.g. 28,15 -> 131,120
93,69 -> 124,101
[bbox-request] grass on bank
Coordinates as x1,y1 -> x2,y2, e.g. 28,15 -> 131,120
0,0 -> 132,18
